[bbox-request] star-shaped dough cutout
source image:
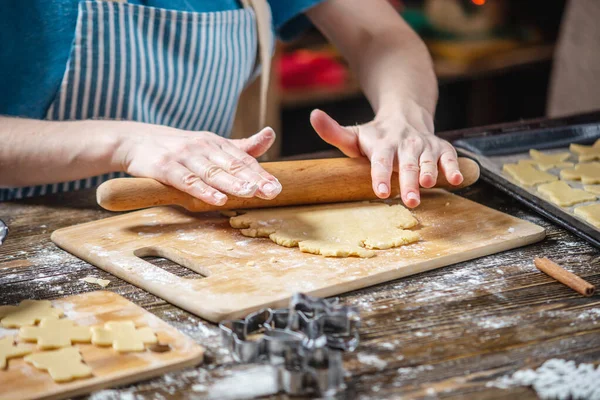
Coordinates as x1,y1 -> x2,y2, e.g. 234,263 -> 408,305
570,140 -> 600,162
0,336 -> 32,369
503,163 -> 558,186
560,162 -> 600,184
583,185 -> 600,195
518,149 -> 573,171
24,347 -> 92,382
537,181 -> 596,206
91,321 -> 157,352
20,318 -> 92,349
0,300 -> 63,328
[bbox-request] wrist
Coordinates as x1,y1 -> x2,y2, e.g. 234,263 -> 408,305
375,98 -> 435,135
82,119 -> 133,173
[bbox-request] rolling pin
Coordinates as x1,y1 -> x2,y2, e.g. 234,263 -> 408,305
97,157 -> 480,212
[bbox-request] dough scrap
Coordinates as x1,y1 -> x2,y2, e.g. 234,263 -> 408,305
0,300 -> 63,328
537,181 -> 596,207
570,140 -> 600,162
81,276 -> 110,288
518,150 -> 573,171
0,336 -> 32,369
502,163 -> 558,186
229,202 -> 420,258
20,318 -> 92,349
24,347 -> 92,382
91,321 -> 157,352
574,204 -> 600,228
583,185 -> 600,195
560,162 -> 600,184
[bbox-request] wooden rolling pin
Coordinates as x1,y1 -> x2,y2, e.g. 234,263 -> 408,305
97,157 -> 480,212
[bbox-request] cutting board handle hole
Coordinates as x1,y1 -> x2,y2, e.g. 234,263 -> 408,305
134,246 -> 210,279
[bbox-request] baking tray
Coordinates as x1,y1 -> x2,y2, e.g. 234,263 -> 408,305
454,122 -> 600,248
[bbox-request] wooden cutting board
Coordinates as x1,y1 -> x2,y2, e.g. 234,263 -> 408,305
0,291 -> 204,400
51,190 -> 546,323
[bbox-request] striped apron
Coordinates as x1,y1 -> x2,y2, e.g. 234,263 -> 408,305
0,0 -> 272,201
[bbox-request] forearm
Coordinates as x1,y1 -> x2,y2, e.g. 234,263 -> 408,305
0,116 -> 123,187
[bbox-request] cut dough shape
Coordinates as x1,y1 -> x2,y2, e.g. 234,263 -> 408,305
537,181 -> 596,207
229,202 -> 420,258
0,300 -> 63,328
570,140 -> 600,162
0,336 -> 32,369
502,163 -> 558,186
518,149 -> 573,171
81,276 -> 110,288
91,321 -> 157,352
583,185 -> 600,195
560,162 -> 600,184
24,347 -> 92,382
574,204 -> 600,228
19,318 -> 92,349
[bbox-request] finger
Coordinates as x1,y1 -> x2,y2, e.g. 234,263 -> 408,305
231,127 -> 276,158
399,138 -> 424,208
439,144 -> 463,186
161,161 -> 228,206
220,142 -> 282,200
370,147 -> 395,198
182,155 -> 259,198
310,109 -> 362,157
419,147 -> 439,188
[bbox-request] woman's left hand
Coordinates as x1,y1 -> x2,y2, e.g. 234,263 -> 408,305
310,103 -> 463,208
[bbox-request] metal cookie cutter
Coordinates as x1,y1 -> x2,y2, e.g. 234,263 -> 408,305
219,293 -> 361,397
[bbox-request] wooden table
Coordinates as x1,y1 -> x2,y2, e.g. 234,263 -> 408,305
1,119 -> 600,399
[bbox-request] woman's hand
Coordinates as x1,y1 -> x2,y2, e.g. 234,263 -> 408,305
310,104 -> 463,208
115,124 -> 282,206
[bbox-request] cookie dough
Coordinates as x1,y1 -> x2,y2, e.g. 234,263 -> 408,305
503,163 -> 558,186
24,347 -> 92,382
574,204 -> 600,228
583,185 -> 600,195
537,181 -> 596,206
519,149 -> 573,171
0,336 -> 31,369
560,162 -> 600,184
229,202 -> 420,258
20,318 -> 92,349
570,139 -> 600,162
81,276 -> 111,288
91,321 -> 157,352
0,300 -> 63,328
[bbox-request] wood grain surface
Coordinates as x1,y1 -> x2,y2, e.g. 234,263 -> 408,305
0,291 -> 204,400
51,190 -> 544,323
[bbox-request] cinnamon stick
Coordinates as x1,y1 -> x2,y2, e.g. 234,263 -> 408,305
534,257 -> 595,297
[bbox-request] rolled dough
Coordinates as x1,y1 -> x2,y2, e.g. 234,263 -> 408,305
537,181 -> 596,206
518,149 -> 573,171
570,140 -> 600,162
560,162 -> 600,184
583,185 -> 600,195
574,204 -> 600,228
229,201 -> 420,258
502,163 -> 558,186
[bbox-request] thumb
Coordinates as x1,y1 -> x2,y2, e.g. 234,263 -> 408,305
310,109 -> 361,157
231,127 -> 276,158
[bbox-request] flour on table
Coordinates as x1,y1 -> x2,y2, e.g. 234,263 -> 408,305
357,352 -> 388,370
230,201 -> 420,258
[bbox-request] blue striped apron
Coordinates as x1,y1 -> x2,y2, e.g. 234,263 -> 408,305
0,0 -> 270,201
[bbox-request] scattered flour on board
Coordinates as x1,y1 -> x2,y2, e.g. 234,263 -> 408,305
487,359 -> 600,400
357,353 -> 388,370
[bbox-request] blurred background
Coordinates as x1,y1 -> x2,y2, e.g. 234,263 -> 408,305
233,0 -> 597,159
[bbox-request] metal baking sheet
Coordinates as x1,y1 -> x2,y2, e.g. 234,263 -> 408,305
454,122 -> 600,248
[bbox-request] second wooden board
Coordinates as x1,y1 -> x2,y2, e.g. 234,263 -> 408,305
51,190 -> 546,322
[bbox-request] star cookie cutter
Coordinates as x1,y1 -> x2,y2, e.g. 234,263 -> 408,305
219,293 -> 360,396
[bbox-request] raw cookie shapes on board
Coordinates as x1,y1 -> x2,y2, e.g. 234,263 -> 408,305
230,202 -> 420,258
91,321 -> 157,352
519,149 -> 573,171
537,181 -> 596,206
574,204 -> 600,228
20,318 -> 92,349
24,347 -> 92,382
502,163 -> 558,186
0,300 -> 63,328
560,162 -> 600,184
0,336 -> 32,369
570,139 -> 600,161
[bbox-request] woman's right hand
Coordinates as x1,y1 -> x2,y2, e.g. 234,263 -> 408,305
114,124 -> 282,206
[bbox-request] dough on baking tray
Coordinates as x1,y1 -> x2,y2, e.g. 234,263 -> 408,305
583,185 -> 600,195
20,318 -> 92,349
229,202 -> 420,258
0,300 -> 63,328
0,336 -> 32,369
570,140 -> 600,162
24,347 -> 92,382
518,149 -> 573,171
574,204 -> 600,228
91,321 -> 157,352
560,162 -> 600,184
537,181 -> 596,207
502,163 -> 558,186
